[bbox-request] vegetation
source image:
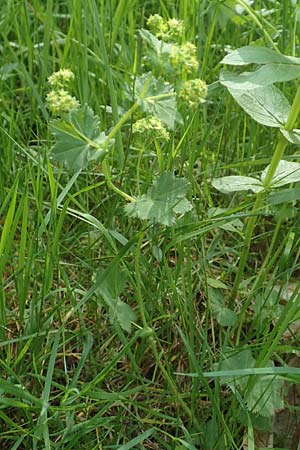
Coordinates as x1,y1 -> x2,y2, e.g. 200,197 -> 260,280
1,1 -> 300,448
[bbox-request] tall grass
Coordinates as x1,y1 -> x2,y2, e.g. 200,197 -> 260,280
1,1 -> 300,449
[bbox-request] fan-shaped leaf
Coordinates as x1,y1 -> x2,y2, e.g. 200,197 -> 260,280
50,105 -> 107,172
125,172 -> 192,226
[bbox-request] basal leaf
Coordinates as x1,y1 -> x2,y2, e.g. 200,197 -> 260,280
280,128 -> 300,145
95,266 -> 136,332
49,105 -> 107,172
245,365 -> 284,417
218,350 -> 284,418
125,172 -> 192,226
220,65 -> 300,90
109,299 -> 136,333
261,160 -> 300,188
135,74 -> 178,129
225,85 -> 290,127
212,176 -> 263,193
221,46 -> 300,66
209,288 -> 237,327
218,348 -> 255,387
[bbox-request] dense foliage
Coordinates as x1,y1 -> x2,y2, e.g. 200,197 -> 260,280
1,1 -> 300,449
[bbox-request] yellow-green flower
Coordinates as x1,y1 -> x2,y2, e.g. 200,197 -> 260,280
46,89 -> 79,115
170,42 -> 198,73
147,14 -> 168,39
133,116 -> 170,142
178,79 -> 208,108
147,15 -> 184,42
48,68 -> 75,88
166,18 -> 184,41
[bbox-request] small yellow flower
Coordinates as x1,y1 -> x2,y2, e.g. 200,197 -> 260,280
48,68 -> 75,88
147,14 -> 168,38
46,89 -> 79,115
166,18 -> 184,41
178,79 -> 208,108
170,42 -> 198,73
133,116 -> 170,142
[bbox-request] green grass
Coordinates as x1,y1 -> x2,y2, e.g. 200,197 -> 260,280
1,0 -> 300,449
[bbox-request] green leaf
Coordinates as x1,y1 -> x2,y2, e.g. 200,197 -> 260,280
221,46 -> 300,66
95,266 -> 136,332
218,350 -> 284,417
211,176 -> 263,193
135,74 -> 178,129
139,29 -> 172,55
261,160 -> 300,188
225,85 -> 290,127
269,187 -> 300,205
125,172 -> 192,226
208,207 -> 243,233
209,288 -> 237,327
220,65 -> 300,90
49,105 -> 107,172
245,369 -> 284,417
218,348 -> 255,386
280,128 -> 300,144
109,300 -> 136,333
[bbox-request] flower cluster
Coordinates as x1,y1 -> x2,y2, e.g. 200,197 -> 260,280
46,89 -> 79,115
178,79 -> 208,108
170,42 -> 198,73
133,116 -> 170,142
46,69 -> 79,115
147,14 -> 184,42
48,68 -> 75,88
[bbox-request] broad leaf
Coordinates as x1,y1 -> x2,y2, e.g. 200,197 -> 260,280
208,207 -> 243,233
125,172 -> 192,226
225,85 -> 290,127
245,368 -> 284,417
280,128 -> 300,145
218,349 -> 283,417
212,176 -> 263,193
219,348 -> 255,386
209,288 -> 237,327
50,105 -> 107,172
108,299 -> 136,333
269,187 -> 300,205
261,160 -> 300,188
221,46 -> 300,66
220,65 -> 300,90
95,266 -> 136,332
135,74 -> 178,129
139,29 -> 172,55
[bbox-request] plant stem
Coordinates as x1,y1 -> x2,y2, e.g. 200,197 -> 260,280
102,159 -> 135,202
230,84 -> 300,305
104,102 -> 139,147
134,229 -> 201,433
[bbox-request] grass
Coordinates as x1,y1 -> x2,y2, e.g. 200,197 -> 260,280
1,0 -> 300,449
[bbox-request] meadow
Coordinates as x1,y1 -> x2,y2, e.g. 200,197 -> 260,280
1,0 -> 300,448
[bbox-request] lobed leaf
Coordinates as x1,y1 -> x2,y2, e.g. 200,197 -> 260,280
135,74 -> 178,129
125,172 -> 192,226
49,105 -> 107,172
95,266 -> 136,332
